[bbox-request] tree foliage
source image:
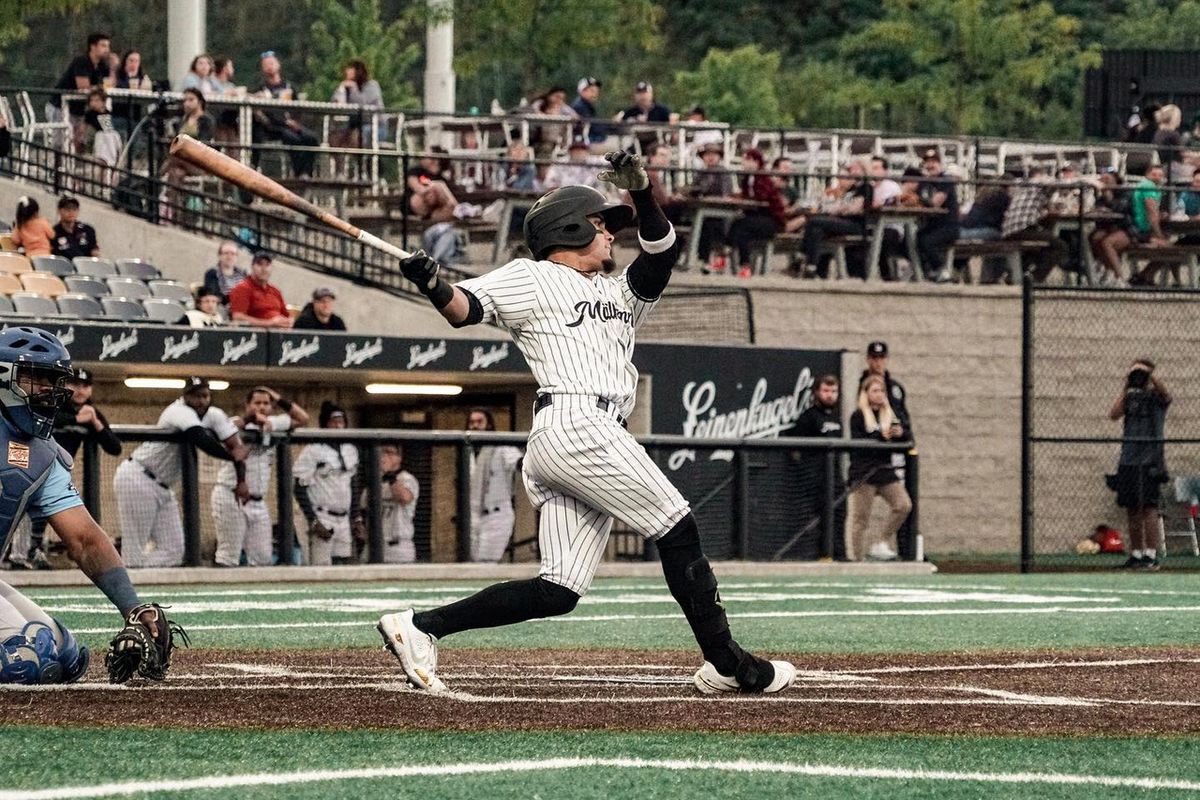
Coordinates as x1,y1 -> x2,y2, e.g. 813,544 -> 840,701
0,0 -> 99,67
674,46 -> 791,127
302,0 -> 421,108
1103,0 -> 1200,48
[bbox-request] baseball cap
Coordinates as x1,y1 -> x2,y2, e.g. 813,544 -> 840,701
251,250 -> 273,264
867,341 -> 888,357
698,141 -> 723,156
184,376 -> 210,393
312,287 -> 336,300
71,367 -> 93,385
635,81 -> 653,93
922,148 -> 940,161
689,105 -> 706,118
577,76 -> 601,93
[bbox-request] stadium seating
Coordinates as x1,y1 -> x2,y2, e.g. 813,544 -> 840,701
0,253 -> 32,274
31,255 -> 74,276
148,280 -> 193,306
56,294 -> 104,318
100,297 -> 146,320
105,276 -> 151,299
64,275 -> 109,297
0,234 -> 16,252
11,292 -> 59,317
115,259 -> 162,280
142,298 -> 188,324
0,296 -> 14,315
19,272 -> 67,298
0,274 -> 23,295
72,257 -> 117,277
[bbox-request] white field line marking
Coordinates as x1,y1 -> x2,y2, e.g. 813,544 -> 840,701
832,657 -> 1200,676
7,757 -> 1200,800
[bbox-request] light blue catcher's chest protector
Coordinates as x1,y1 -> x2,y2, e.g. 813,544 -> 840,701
0,419 -> 71,557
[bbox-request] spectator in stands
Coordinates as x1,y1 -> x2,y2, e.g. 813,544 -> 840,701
52,32 -> 111,126
204,240 -> 249,303
294,287 -> 347,331
501,137 -> 537,192
1109,358 -> 1171,570
212,56 -> 238,94
51,196 -> 100,259
331,59 -> 385,147
228,251 -> 293,328
182,54 -> 219,96
82,87 -> 121,167
1173,168 -> 1200,249
10,197 -> 55,257
405,150 -> 473,221
868,156 -> 905,280
571,77 -> 606,144
1133,102 -> 1161,144
544,138 -> 604,191
687,106 -> 724,158
115,49 -> 152,91
791,374 -> 846,561
1000,165 -> 1066,284
1094,165 -> 1168,286
379,442 -> 420,563
115,377 -> 249,568
617,81 -> 671,151
725,148 -> 797,278
252,51 -> 319,178
161,89 -> 216,188
687,142 -> 735,271
1153,104 -> 1185,184
801,159 -> 872,279
957,177 -> 1011,284
0,116 -> 9,159
915,149 -> 960,282
186,289 -> 224,327
847,374 -> 912,561
524,86 -> 577,150
772,157 -> 803,212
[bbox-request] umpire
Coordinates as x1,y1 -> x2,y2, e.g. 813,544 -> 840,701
791,374 -> 846,560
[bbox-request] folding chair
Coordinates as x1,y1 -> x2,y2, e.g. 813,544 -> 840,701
1158,476 -> 1200,559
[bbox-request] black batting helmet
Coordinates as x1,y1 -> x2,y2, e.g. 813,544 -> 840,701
522,186 -> 634,260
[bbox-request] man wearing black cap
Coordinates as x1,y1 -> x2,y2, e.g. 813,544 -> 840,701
294,401 -> 360,565
51,197 -> 100,260
916,149 -> 960,282
617,82 -> 671,150
293,287 -> 347,331
571,77 -> 607,144
114,378 -> 249,568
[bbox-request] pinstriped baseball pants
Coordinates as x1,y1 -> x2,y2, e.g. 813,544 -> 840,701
522,395 -> 690,596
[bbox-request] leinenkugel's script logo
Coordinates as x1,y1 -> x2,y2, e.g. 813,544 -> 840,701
564,300 -> 633,328
407,340 -> 447,369
160,331 -> 200,362
99,328 -> 139,361
344,337 -> 384,368
220,333 -> 259,365
668,370 -> 814,471
278,336 -> 321,365
469,342 -> 509,371
53,326 -> 75,347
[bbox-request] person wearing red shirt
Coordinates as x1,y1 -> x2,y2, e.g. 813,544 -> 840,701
227,252 -> 293,328
725,149 -> 797,278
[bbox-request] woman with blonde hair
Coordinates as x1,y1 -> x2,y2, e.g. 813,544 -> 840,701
1154,104 -> 1186,183
846,374 -> 912,560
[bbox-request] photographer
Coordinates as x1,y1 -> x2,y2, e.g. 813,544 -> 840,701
1109,359 -> 1171,570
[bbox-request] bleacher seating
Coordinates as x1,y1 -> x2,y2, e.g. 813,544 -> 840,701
116,259 -> 161,280
73,257 -> 116,277
64,275 -> 108,297
100,297 -> 146,320
19,272 -> 67,298
56,294 -> 103,318
142,298 -> 187,324
31,255 -> 74,276
0,253 -> 32,274
11,293 -> 59,317
148,280 -> 193,306
0,296 -> 14,315
0,274 -> 22,295
106,276 -> 151,299
0,234 -> 17,251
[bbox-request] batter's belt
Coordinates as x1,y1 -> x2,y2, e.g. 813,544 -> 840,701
534,394 -> 627,428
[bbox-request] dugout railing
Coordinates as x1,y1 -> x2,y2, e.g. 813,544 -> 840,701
67,426 -> 917,567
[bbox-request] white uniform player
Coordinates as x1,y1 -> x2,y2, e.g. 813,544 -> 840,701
466,409 -> 523,562
211,387 -> 307,567
294,403 -> 359,565
379,442 -> 419,563
379,154 -> 796,696
114,378 -> 248,568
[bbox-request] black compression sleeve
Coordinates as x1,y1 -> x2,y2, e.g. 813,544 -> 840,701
183,426 -> 234,460
96,424 -> 124,456
629,186 -> 670,242
449,287 -> 485,328
625,188 -> 679,301
294,479 -> 316,522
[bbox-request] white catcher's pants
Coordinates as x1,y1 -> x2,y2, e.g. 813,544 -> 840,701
113,459 -> 185,568
0,579 -> 57,643
522,396 -> 690,596
211,488 -> 272,567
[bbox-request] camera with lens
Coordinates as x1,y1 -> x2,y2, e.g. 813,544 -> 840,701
1127,367 -> 1150,389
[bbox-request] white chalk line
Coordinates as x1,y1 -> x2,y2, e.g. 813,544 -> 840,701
4,756 -> 1200,799
831,656 -> 1200,675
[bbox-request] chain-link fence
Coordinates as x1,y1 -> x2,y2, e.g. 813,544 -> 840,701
1025,285 -> 1200,569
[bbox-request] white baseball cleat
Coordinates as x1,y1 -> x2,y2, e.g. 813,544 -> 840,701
693,659 -> 797,694
377,609 -> 446,692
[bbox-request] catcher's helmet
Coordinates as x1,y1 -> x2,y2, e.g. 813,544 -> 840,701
0,326 -> 73,439
523,185 -> 635,260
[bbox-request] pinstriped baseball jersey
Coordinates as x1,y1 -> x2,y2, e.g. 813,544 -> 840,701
130,399 -> 238,485
216,413 -> 291,492
457,258 -> 657,417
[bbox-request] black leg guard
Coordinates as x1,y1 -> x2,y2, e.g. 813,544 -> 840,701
657,514 -> 745,675
413,577 -> 579,640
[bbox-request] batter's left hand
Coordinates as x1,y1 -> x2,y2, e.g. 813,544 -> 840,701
599,151 -> 649,191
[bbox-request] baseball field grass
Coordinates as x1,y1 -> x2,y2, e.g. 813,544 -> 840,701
2,572 -> 1199,799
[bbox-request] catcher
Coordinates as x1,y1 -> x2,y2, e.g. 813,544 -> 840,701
0,326 -> 184,685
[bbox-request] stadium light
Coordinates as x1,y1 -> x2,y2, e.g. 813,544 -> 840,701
365,383 -> 463,396
208,380 -> 230,391
124,378 -> 186,390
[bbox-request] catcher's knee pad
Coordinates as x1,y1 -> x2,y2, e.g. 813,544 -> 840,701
51,618 -> 90,683
0,621 -> 63,684
532,578 -> 580,617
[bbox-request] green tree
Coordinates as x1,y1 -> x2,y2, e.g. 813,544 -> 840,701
1104,0 -> 1200,48
674,45 -> 791,127
778,60 -> 885,129
302,0 -> 421,108
839,0 -> 1100,136
0,0 -> 100,71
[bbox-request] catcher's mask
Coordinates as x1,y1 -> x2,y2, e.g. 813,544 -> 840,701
0,326 -> 74,439
522,185 -> 634,260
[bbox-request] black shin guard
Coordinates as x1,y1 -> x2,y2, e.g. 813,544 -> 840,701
413,577 -> 579,640
657,514 -> 744,675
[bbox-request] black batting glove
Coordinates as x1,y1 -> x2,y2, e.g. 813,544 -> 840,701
400,250 -> 441,294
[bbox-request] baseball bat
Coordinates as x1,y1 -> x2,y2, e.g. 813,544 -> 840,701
168,134 -> 410,260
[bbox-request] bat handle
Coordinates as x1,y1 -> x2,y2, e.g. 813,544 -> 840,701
357,230 -> 411,261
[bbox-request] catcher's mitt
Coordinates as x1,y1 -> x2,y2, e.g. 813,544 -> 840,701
105,603 -> 189,683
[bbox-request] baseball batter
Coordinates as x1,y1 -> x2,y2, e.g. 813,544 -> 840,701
0,326 -> 181,684
466,408 -> 523,562
379,152 -> 796,694
294,401 -> 359,566
379,442 -> 419,563
114,377 -> 248,568
211,386 -> 308,567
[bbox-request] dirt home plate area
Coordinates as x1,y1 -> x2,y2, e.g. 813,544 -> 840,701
4,646 -> 1199,736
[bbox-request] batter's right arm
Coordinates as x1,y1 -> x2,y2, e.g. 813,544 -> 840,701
397,251 -> 483,327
